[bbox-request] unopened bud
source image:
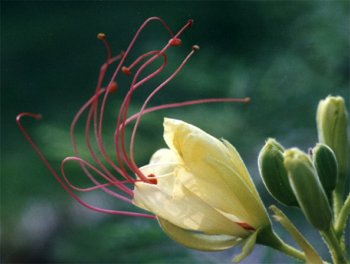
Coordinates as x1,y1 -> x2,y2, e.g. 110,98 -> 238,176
316,96 -> 348,174
284,148 -> 332,231
312,143 -> 338,200
258,139 -> 297,206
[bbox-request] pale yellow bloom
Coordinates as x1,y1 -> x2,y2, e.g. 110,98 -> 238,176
133,118 -> 269,239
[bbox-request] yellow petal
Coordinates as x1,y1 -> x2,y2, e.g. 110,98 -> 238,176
163,118 -> 229,165
158,217 -> 242,251
163,118 -> 268,228
133,178 -> 249,236
139,148 -> 179,194
222,139 -> 255,190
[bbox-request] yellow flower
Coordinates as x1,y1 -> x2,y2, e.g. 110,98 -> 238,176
133,118 -> 269,246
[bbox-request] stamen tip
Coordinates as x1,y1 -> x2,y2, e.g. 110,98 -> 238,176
169,37 -> 182,47
16,112 -> 43,122
243,97 -> 251,103
108,82 -> 118,93
121,66 -> 131,76
192,45 -> 200,51
97,33 -> 106,40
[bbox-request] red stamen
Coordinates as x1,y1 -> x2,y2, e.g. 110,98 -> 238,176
124,50 -> 162,77
128,45 -> 199,164
16,113 -> 154,218
18,17 -> 250,223
61,156 -> 132,203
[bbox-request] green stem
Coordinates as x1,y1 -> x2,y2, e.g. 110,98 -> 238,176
320,226 -> 349,264
335,193 -> 350,237
257,226 -> 306,262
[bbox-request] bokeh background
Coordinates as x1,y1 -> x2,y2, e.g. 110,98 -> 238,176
1,1 -> 349,263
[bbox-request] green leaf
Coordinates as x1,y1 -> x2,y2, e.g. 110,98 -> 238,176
270,205 -> 323,264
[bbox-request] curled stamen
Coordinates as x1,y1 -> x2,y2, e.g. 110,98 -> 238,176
17,113 -> 154,218
19,18 -> 252,225
128,47 -> 200,165
61,156 -> 132,203
122,50 -> 163,78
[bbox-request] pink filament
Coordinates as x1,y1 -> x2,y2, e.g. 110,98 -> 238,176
18,17 -> 250,220
16,113 -> 154,218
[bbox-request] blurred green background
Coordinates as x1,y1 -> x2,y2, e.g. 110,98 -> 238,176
1,1 -> 349,263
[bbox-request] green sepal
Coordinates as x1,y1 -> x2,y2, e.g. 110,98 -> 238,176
258,138 -> 298,206
158,217 -> 241,251
270,205 -> 323,264
313,143 -> 338,199
284,148 -> 332,231
232,230 -> 258,263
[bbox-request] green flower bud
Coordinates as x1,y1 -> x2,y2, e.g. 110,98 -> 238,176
258,138 -> 297,206
312,143 -> 338,200
284,148 -> 332,231
316,96 -> 348,175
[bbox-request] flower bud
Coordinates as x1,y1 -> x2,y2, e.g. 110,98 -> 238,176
312,143 -> 338,199
258,139 -> 297,206
316,96 -> 348,175
284,148 -> 332,231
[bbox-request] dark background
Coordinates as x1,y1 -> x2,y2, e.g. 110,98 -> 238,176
1,1 -> 349,263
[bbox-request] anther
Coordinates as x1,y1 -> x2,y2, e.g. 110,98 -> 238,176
187,19 -> 194,27
147,173 -> 157,185
107,82 -> 118,93
169,37 -> 182,47
97,33 -> 106,40
121,66 -> 131,76
192,45 -> 200,51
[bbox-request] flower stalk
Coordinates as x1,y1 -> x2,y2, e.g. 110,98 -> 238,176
256,226 -> 306,262
320,226 -> 349,264
335,193 -> 350,237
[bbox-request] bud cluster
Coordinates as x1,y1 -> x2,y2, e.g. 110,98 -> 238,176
258,95 -> 348,232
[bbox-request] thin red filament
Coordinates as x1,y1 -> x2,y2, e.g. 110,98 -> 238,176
18,17 -> 250,220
